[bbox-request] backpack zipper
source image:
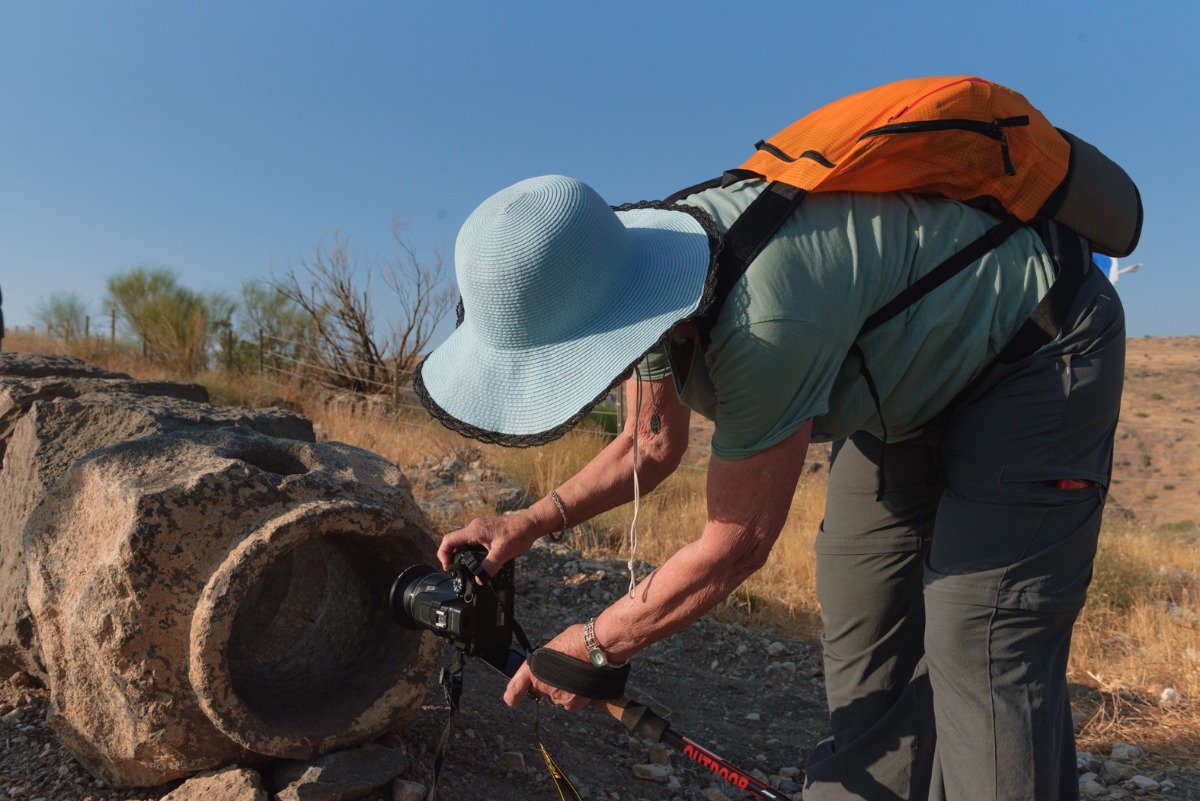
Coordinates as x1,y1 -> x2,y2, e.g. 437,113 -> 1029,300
858,116 -> 1030,176
755,115 -> 1030,177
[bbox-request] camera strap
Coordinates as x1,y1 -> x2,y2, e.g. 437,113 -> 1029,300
427,568 -> 584,801
426,649 -> 465,801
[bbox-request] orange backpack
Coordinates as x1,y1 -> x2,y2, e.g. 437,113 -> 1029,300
683,76 -> 1142,346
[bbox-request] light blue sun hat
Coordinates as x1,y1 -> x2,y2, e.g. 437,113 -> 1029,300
414,175 -> 715,445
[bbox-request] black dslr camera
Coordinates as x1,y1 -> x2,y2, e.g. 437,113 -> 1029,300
390,548 -> 515,658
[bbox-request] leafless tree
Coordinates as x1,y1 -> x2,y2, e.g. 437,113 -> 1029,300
385,220 -> 455,374
275,226 -> 454,393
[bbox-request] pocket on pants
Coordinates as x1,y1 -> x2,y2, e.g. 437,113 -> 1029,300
923,490 -> 1103,612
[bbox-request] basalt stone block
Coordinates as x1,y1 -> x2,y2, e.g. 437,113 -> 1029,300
0,352 -> 132,380
0,389 -> 312,681
0,353 -> 209,468
24,427 -> 441,787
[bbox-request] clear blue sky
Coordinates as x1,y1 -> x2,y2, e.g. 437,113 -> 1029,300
1,1 -> 1195,342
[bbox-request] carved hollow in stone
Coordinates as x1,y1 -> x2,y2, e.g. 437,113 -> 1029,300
24,427 -> 442,787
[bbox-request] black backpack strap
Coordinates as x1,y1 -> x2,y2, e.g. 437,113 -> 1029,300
996,218 -> 1091,362
697,180 -> 807,347
663,176 -> 723,205
859,215 -> 1025,335
916,217 -> 1093,438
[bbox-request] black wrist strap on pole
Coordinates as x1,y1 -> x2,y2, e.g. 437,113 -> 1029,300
528,648 -> 632,700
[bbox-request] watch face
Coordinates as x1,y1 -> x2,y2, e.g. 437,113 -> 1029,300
588,649 -> 607,668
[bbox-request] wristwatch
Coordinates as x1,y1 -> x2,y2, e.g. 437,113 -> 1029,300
583,617 -> 626,668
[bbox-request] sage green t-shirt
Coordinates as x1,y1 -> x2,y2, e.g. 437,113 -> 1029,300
644,181 -> 1056,460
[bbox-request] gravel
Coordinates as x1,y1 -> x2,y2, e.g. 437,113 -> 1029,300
3,539 -> 1198,801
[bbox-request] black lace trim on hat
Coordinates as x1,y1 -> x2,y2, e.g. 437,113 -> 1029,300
413,200 -> 723,448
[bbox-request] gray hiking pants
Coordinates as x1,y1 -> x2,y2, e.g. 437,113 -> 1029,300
803,266 -> 1125,801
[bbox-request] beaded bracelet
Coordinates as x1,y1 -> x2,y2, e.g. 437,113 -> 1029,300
548,489 -> 569,542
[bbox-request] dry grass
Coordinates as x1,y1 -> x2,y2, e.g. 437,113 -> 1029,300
7,331 -> 1198,763
1071,517 -> 1200,761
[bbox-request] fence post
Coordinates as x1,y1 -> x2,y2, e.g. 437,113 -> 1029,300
85,315 -> 90,343
392,366 -> 400,410
111,309 -> 116,349
258,328 -> 264,375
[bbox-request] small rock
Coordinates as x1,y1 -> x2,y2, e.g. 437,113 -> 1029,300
744,713 -> 761,722
274,744 -> 407,801
700,787 -> 731,801
632,764 -> 671,783
1101,760 -> 1135,784
393,780 -> 426,801
1159,687 -> 1185,707
496,751 -> 526,773
767,642 -> 787,657
1109,743 -> 1144,761
778,778 -> 803,795
1129,774 -> 1160,791
1077,752 -> 1102,773
1079,778 -> 1108,798
161,767 -> 265,801
648,744 -> 671,765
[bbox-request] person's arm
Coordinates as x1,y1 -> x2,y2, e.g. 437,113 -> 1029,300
504,420 -> 813,710
436,372 -> 691,573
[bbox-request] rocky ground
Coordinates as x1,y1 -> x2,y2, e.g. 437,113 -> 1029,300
2,337 -> 1199,801
2,533 -> 1198,801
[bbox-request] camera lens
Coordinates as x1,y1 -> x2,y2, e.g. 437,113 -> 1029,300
389,564 -> 439,630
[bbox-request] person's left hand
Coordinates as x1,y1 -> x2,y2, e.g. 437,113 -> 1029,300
504,623 -> 592,712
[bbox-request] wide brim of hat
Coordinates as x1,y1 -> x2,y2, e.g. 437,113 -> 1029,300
415,206 -> 712,446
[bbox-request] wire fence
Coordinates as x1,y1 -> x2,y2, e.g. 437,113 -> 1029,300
252,333 -> 1200,526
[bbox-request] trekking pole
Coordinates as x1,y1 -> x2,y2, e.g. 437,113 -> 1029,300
482,648 -> 788,800
591,696 -> 789,801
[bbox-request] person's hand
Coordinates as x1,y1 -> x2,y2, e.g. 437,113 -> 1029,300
436,513 -> 537,575
503,623 -> 592,712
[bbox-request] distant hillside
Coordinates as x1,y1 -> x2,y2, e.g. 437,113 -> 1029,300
680,336 -> 1200,529
1113,336 -> 1200,528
